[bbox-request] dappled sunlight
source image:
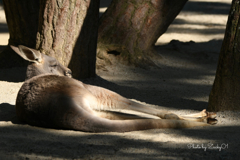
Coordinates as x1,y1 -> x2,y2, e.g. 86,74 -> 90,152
1,0 -> 239,159
0,122 -> 239,159
0,7 -> 6,23
157,0 -> 231,44
0,3 -> 8,42
0,8 -> 9,45
99,0 -> 111,16
99,7 -> 108,15
174,76 -> 215,87
0,33 -> 8,45
0,82 -> 23,105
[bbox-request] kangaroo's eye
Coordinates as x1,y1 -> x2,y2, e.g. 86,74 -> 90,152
51,64 -> 58,68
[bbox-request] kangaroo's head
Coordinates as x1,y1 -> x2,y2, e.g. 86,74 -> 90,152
11,45 -> 72,80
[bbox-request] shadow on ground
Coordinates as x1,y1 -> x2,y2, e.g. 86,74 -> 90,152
0,115 -> 238,160
0,67 -> 26,82
86,39 -> 221,111
183,1 -> 231,15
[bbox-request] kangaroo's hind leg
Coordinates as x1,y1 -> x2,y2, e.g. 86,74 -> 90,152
84,84 -> 217,124
43,89 -> 211,132
55,99 -> 210,132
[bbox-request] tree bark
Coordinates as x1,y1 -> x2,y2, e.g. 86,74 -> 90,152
0,0 -> 39,68
97,0 -> 187,67
1,0 -> 99,79
208,0 -> 240,111
36,0 -> 99,79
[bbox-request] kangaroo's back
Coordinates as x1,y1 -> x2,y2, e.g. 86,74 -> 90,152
16,74 -> 89,128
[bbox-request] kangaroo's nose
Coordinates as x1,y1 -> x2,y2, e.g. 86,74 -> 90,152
65,70 -> 72,78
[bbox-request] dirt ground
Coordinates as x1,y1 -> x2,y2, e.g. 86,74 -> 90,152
1,0 -> 240,159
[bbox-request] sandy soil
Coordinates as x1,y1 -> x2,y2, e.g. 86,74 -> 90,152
1,0 -> 240,159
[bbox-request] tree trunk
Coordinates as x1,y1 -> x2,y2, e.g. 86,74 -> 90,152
0,0 -> 39,68
1,0 -> 99,79
97,0 -> 187,67
208,0 -> 240,111
36,0 -> 99,79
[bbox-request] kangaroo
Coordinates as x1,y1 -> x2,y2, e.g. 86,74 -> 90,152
11,45 -> 217,132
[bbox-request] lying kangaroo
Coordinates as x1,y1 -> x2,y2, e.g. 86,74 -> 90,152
11,45 -> 217,132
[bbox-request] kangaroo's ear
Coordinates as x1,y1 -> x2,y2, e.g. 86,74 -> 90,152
10,45 -> 42,63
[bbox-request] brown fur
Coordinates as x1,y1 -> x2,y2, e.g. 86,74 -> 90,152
12,45 -> 217,132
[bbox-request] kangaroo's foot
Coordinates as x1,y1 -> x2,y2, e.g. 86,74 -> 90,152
162,109 -> 217,125
181,109 -> 216,119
